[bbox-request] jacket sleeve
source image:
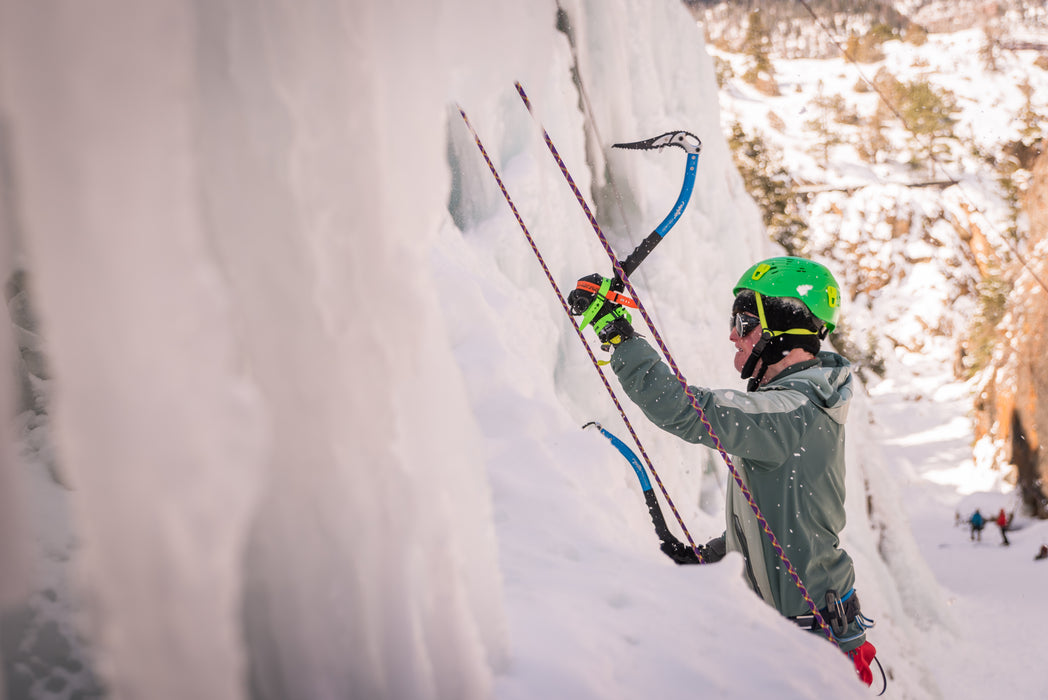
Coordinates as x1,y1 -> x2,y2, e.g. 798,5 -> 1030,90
609,337 -> 810,468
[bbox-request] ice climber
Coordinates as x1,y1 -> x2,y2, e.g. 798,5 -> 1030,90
969,509 -> 985,541
568,255 -> 880,687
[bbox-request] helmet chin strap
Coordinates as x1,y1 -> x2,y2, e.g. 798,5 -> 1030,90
739,291 -> 825,391
739,292 -> 774,391
741,331 -> 772,392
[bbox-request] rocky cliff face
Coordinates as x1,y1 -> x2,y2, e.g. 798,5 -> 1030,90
975,138 -> 1048,517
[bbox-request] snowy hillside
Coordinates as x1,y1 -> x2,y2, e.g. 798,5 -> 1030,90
0,1 -> 1046,699
701,2 -> 1048,697
707,20 -> 1048,385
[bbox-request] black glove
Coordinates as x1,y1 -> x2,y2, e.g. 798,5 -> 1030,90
699,534 -> 727,563
566,273 -> 635,345
660,538 -> 700,564
566,273 -> 605,314
660,534 -> 726,565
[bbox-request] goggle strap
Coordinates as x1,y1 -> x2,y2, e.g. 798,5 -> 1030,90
754,291 -> 820,337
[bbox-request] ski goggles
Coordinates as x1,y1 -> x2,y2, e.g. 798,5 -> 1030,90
730,312 -> 762,338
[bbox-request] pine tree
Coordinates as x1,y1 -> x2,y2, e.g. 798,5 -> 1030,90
900,79 -> 959,166
979,25 -> 1002,72
803,82 -> 847,165
727,121 -> 806,253
857,106 -> 892,165
741,10 -> 779,96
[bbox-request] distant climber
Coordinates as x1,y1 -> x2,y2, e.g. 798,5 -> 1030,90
969,509 -> 985,542
995,508 -> 1010,546
1036,545 -> 1047,561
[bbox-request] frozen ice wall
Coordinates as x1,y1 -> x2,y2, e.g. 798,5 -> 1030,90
0,1 -> 553,697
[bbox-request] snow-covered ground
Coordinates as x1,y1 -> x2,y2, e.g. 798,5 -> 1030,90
866,355 -> 1048,699
1,2 -> 1046,699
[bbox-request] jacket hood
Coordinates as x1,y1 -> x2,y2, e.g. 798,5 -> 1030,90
766,351 -> 852,424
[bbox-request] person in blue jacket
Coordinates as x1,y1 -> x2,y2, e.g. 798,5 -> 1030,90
969,509 -> 985,541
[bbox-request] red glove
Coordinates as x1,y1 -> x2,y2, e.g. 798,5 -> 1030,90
847,641 -> 877,686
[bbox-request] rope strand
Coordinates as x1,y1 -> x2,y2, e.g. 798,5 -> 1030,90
457,106 -> 703,563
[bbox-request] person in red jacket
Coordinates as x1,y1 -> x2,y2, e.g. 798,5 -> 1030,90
996,508 -> 1010,546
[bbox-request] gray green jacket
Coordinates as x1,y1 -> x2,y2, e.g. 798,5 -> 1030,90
611,336 -> 856,620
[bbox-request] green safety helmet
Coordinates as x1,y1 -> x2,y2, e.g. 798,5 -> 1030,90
733,256 -> 841,333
